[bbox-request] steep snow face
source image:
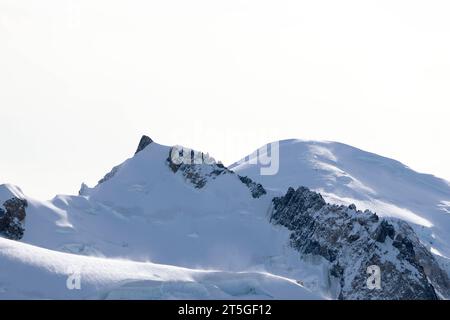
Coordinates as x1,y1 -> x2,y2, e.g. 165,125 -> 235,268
0,140 -> 327,299
70,142 -> 286,270
231,140 -> 450,259
90,142 -> 261,216
8,141 -> 325,295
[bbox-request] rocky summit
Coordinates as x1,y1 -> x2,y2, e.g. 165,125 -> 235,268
135,135 -> 153,154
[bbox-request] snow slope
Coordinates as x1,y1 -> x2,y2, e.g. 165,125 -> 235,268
16,143 -> 296,270
231,139 -> 450,259
0,141 -> 330,299
0,237 -> 318,300
1,137 -> 450,299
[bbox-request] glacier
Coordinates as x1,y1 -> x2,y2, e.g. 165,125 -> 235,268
1,136 -> 450,300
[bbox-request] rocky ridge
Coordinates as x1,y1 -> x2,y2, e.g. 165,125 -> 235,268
166,146 -> 267,199
270,186 -> 450,300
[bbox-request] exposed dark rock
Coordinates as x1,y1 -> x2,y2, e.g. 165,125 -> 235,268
3,198 -> 27,221
0,197 -> 27,240
167,146 -> 231,189
238,176 -> 267,198
98,164 -> 122,185
166,147 -> 267,198
135,135 -> 153,155
270,186 -> 449,300
98,135 -> 153,185
271,187 -> 326,227
374,220 -> 396,243
78,183 -> 91,196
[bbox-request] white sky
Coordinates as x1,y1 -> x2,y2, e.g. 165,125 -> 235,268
1,0 -> 449,200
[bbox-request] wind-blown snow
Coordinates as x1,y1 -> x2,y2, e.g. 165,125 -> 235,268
231,139 -> 450,259
0,237 -> 318,300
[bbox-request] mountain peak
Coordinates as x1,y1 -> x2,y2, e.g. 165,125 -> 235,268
135,135 -> 153,154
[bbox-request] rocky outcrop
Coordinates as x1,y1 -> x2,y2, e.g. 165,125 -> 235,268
0,197 -> 28,240
166,147 -> 267,199
135,135 -> 153,154
98,135 -> 153,185
238,176 -> 267,199
270,186 -> 450,300
167,146 -> 231,189
98,164 -> 122,185
78,183 -> 92,196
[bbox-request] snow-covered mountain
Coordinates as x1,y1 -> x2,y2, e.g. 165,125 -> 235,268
231,140 -> 450,259
1,136 -> 449,299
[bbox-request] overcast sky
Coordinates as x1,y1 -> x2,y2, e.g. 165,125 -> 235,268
1,0 -> 449,199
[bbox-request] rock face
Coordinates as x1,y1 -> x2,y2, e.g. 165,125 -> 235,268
78,183 -> 92,196
167,146 -> 232,189
0,197 -> 28,240
135,135 -> 153,154
238,176 -> 267,199
98,164 -> 122,185
270,186 -> 450,300
166,146 -> 267,199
